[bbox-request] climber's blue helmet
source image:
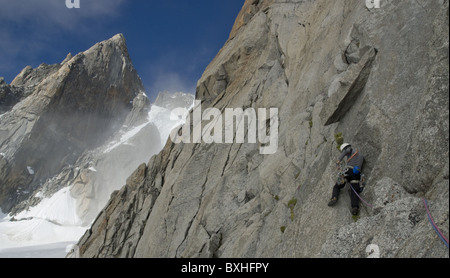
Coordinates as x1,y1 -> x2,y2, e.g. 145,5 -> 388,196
353,166 -> 361,175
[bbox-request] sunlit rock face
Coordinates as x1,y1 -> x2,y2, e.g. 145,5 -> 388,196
76,0 -> 448,258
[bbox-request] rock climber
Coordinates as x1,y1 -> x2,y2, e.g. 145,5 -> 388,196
327,143 -> 364,215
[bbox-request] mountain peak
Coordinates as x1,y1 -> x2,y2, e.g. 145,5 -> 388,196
111,33 -> 126,45
0,33 -> 145,213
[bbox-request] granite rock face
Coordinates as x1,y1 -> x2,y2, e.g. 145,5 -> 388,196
76,0 -> 448,258
0,34 -> 145,212
0,63 -> 62,114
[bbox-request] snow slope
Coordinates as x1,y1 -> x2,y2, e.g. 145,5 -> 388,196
0,188 -> 87,250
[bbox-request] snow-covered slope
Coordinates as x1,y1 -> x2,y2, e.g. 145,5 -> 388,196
0,188 -> 86,249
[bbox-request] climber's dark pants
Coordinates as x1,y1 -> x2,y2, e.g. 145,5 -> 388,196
332,176 -> 361,209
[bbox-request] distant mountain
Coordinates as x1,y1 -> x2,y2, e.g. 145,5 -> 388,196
154,91 -> 195,111
0,34 -> 144,213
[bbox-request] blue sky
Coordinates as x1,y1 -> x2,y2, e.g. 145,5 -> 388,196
0,0 -> 244,101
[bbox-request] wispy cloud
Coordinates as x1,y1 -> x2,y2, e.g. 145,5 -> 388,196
145,70 -> 197,101
139,43 -> 218,101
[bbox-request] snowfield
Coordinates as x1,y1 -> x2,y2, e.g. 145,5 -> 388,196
0,187 -> 88,257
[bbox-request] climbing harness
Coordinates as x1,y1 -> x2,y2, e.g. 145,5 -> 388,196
336,162 -> 372,208
422,198 -> 449,248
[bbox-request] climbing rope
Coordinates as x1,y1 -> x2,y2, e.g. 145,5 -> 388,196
422,198 -> 449,248
349,183 -> 373,208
